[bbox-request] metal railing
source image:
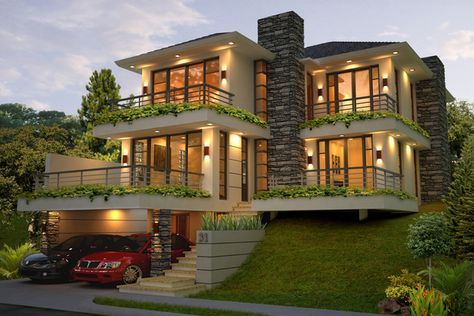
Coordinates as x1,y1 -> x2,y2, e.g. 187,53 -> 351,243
109,83 -> 234,110
35,165 -> 204,191
305,93 -> 397,120
269,166 -> 401,190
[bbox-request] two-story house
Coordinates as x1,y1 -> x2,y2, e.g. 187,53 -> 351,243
18,11 -> 452,277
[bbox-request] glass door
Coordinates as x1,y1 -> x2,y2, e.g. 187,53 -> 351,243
150,137 -> 167,185
169,67 -> 185,103
169,134 -> 186,185
133,139 -> 149,185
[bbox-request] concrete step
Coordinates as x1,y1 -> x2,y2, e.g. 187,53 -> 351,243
235,203 -> 251,208
165,269 -> 196,278
138,276 -> 195,289
178,257 -> 196,264
183,251 -> 196,258
118,283 -> 206,297
172,263 -> 196,271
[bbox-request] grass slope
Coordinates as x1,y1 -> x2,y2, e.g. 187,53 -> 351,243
194,201 -> 446,313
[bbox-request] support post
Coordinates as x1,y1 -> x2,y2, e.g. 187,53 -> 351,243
150,209 -> 172,276
40,211 -> 60,254
358,209 -> 368,222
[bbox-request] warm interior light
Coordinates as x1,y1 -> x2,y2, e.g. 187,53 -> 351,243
393,51 -> 399,55
376,150 -> 383,160
203,146 -> 210,157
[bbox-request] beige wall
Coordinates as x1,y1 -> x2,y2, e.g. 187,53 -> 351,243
57,209 -> 148,242
227,133 -> 242,201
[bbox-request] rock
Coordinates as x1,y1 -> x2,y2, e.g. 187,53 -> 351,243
378,298 -> 401,314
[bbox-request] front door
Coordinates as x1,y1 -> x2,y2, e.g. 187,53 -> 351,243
175,214 -> 189,238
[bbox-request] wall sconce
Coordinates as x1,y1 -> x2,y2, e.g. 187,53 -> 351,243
204,146 -> 210,157
317,88 -> 323,98
376,150 -> 383,160
221,70 -> 227,80
307,155 -> 313,165
382,78 -> 388,88
142,85 -> 148,94
122,155 -> 128,164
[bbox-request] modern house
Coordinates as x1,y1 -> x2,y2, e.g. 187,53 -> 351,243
18,11 -> 452,278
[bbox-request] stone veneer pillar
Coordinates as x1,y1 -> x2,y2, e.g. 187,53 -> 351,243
415,56 -> 451,202
150,209 -> 172,276
258,11 -> 306,185
40,211 -> 60,253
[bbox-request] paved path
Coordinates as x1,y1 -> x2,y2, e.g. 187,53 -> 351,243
0,279 -> 379,316
0,304 -> 95,316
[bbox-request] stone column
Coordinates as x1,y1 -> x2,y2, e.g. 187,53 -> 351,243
415,56 -> 451,202
40,211 -> 60,254
258,11 -> 306,185
150,209 -> 172,276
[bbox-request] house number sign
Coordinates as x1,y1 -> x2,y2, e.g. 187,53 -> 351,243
198,232 -> 209,243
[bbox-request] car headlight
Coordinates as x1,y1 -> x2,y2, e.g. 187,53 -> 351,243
97,261 -> 121,269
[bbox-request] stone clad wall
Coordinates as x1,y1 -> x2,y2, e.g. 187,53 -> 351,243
415,56 -> 451,202
258,11 -> 306,185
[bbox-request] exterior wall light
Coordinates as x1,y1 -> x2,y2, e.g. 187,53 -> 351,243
204,146 -> 210,157
376,150 -> 383,160
317,88 -> 323,98
142,85 -> 149,94
221,70 -> 227,79
307,155 -> 313,165
409,68 -> 415,72
175,54 -> 181,58
122,155 -> 128,164
382,78 -> 388,87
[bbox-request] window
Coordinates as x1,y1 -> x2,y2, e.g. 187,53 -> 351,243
326,66 -> 380,114
219,132 -> 227,199
410,83 -> 416,121
241,137 -> 248,201
151,58 -> 219,104
255,60 -> 267,121
255,139 -> 268,191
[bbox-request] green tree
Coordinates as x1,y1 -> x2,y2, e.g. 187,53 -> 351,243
407,213 -> 451,288
444,135 -> 474,261
78,68 -> 121,128
0,103 -> 37,128
447,101 -> 474,162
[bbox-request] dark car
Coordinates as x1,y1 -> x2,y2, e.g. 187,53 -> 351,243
73,234 -> 193,284
20,234 -> 121,282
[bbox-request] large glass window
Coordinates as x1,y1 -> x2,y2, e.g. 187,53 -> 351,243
219,132 -> 227,199
255,60 -> 267,121
255,139 -> 268,191
326,66 -> 380,114
241,137 -> 248,201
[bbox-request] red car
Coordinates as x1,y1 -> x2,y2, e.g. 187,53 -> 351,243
72,234 -> 192,284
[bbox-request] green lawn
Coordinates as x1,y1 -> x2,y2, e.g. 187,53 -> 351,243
93,296 -> 264,316
193,201 -> 447,313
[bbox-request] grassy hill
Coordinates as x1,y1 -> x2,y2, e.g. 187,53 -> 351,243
194,201 -> 446,313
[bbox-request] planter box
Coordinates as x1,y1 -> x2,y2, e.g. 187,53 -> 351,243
196,230 -> 264,288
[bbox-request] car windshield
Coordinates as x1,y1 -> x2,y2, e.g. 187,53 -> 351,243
110,235 -> 149,252
53,236 -> 84,251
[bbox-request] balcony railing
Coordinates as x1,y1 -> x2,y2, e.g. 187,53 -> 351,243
269,166 -> 401,190
306,93 -> 397,120
109,83 -> 234,110
35,165 -> 204,191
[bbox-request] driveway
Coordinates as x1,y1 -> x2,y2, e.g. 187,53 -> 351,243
0,303 -> 95,316
0,279 -> 379,316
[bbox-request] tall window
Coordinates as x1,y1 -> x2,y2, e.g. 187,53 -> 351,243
152,58 -> 219,104
255,60 -> 267,121
327,66 -> 380,114
241,137 -> 248,201
255,139 -> 268,191
219,132 -> 227,200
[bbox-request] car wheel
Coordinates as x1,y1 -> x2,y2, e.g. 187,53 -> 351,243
123,265 -> 142,284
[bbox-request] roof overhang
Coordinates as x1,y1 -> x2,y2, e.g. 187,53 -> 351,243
301,42 -> 433,82
116,31 -> 275,73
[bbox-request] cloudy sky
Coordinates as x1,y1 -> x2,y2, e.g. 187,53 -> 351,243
0,0 -> 473,114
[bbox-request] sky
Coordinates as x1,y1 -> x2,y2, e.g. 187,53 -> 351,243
0,0 -> 473,114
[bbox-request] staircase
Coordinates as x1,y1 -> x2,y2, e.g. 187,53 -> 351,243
231,201 -> 258,216
118,245 -> 206,297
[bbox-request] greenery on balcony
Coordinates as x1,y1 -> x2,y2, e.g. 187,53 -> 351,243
95,103 -> 268,128
252,185 -> 414,200
300,112 -> 430,138
21,184 -> 211,203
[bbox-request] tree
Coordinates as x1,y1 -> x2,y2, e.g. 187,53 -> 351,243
0,103 -> 37,128
444,135 -> 474,261
447,101 -> 474,162
78,68 -> 121,128
407,213 -> 451,288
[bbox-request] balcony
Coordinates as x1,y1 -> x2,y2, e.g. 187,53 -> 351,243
269,166 -> 401,190
109,83 -> 234,109
35,165 -> 204,191
305,93 -> 396,120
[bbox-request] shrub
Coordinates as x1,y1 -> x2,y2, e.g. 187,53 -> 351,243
409,285 -> 448,316
0,243 -> 36,279
385,269 -> 423,306
430,261 -> 474,316
407,213 -> 452,288
200,213 -> 266,231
